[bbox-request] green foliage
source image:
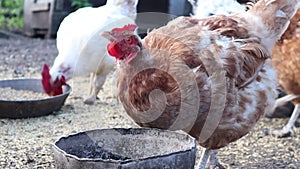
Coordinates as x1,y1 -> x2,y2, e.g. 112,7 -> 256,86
7,16 -> 24,30
0,15 -> 5,26
0,0 -> 24,31
70,0 -> 92,10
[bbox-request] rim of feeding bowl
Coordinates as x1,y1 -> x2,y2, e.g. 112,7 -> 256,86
52,128 -> 197,164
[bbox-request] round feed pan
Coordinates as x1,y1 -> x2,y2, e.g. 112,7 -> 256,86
0,78 -> 71,118
53,128 -> 197,169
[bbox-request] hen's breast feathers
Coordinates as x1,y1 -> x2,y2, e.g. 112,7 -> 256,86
118,16 -> 277,148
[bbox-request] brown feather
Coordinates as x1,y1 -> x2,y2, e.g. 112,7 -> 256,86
115,15 -> 278,149
272,9 -> 300,104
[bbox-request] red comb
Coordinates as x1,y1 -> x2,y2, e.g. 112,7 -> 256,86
112,24 -> 137,33
41,64 -> 66,96
41,64 -> 52,94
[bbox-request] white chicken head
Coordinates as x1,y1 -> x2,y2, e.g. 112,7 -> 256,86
41,64 -> 67,96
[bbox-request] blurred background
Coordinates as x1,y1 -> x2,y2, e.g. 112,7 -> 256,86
0,0 -> 195,38
0,0 -> 250,38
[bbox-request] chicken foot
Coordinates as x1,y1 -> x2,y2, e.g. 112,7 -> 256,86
271,103 -> 300,137
84,73 -> 107,105
197,149 -> 225,169
207,150 -> 225,169
198,148 -> 210,169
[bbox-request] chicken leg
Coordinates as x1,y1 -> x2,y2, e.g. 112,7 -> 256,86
198,148 -> 211,169
271,103 -> 300,137
272,94 -> 300,110
207,150 -> 225,169
197,149 -> 225,169
84,73 -> 107,105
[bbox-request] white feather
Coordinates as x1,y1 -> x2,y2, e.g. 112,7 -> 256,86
50,0 -> 138,81
190,0 -> 246,18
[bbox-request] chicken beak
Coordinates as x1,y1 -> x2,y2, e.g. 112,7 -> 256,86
125,46 -> 140,63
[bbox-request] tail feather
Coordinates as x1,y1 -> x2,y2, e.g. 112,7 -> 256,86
246,0 -> 300,51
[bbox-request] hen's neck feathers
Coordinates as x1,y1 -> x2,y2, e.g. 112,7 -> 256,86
118,46 -> 154,72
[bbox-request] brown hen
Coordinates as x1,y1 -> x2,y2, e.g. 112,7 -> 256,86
102,0 -> 300,168
271,9 -> 300,137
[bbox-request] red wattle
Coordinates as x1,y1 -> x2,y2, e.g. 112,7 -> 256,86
107,43 -> 123,59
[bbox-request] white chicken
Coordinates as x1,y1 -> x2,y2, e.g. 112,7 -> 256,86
42,0 -> 139,104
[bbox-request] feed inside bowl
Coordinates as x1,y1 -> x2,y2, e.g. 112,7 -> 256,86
0,78 -> 71,118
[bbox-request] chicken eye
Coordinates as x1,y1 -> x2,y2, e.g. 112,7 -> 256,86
125,37 -> 132,44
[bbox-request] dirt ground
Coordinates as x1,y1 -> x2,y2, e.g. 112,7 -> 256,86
0,34 -> 299,169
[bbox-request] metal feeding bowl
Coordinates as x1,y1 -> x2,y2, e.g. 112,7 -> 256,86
0,78 -> 71,118
53,128 -> 197,169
